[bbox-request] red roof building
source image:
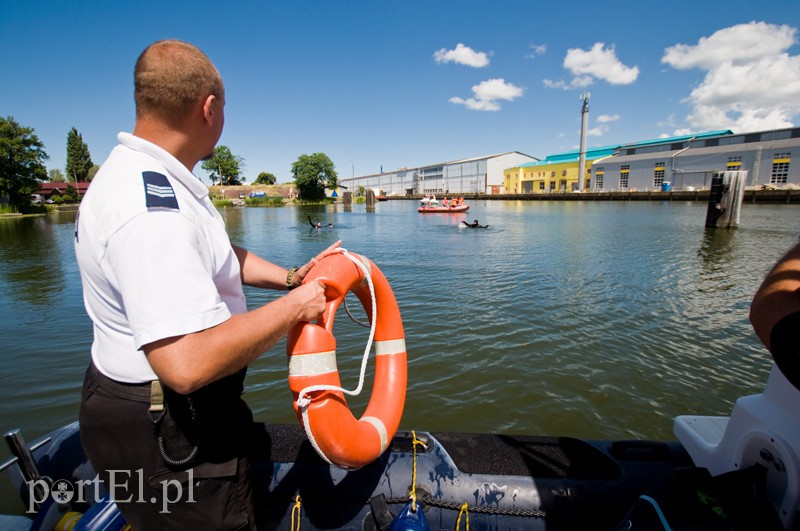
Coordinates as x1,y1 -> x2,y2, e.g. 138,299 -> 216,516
35,182 -> 91,199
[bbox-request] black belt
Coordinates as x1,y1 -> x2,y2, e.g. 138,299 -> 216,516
89,363 -> 162,409
89,363 -> 245,407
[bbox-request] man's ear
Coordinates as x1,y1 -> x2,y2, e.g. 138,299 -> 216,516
201,94 -> 217,125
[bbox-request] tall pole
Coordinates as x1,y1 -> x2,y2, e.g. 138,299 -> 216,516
578,92 -> 590,191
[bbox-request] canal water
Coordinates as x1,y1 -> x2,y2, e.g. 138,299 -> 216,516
0,200 -> 797,472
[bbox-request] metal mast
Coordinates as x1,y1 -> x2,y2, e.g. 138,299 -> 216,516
578,92 -> 590,191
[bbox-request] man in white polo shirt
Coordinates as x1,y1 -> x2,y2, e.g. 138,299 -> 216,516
75,39 -> 339,529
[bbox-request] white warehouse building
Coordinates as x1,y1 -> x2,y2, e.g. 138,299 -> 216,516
339,152 -> 537,196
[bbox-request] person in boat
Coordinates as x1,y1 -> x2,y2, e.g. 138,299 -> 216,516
750,241 -> 800,389
74,39 -> 341,529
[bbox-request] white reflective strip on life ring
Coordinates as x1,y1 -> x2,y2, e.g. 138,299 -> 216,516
288,350 -> 338,377
361,416 -> 389,452
375,339 -> 406,356
359,255 -> 372,287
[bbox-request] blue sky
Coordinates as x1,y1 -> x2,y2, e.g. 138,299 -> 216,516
3,0 -> 800,184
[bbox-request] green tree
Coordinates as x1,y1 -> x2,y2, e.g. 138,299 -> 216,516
291,153 -> 337,201
0,116 -> 48,211
64,184 -> 77,203
201,145 -> 244,185
254,171 -> 276,185
49,168 -> 66,183
66,127 -> 93,183
87,164 -> 100,181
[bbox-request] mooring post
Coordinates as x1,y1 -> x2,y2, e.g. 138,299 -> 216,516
343,191 -> 352,206
705,171 -> 747,228
366,189 -> 375,207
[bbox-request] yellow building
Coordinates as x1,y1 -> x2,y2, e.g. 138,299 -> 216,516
504,146 -> 617,193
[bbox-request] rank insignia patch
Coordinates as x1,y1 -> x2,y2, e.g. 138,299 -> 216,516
142,171 -> 179,210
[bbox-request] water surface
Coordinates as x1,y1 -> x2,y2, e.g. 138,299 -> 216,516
1,200 -> 797,458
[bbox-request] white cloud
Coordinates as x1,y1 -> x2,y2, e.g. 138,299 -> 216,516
596,114 -> 620,123
662,21 -> 800,132
542,79 -> 568,90
662,21 -> 796,70
586,126 -> 609,137
565,43 -> 639,85
657,114 -> 677,129
543,43 -> 638,89
542,75 -> 594,90
449,78 -> 525,112
525,43 -> 547,59
434,43 -> 490,68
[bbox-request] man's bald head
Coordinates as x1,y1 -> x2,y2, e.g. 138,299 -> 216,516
134,40 -> 224,125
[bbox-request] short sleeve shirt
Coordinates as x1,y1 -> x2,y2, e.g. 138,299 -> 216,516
75,133 -> 246,383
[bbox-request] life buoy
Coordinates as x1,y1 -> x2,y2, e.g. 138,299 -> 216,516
286,252 -> 407,469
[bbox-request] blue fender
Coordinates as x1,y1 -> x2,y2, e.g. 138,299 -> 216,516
389,501 -> 431,531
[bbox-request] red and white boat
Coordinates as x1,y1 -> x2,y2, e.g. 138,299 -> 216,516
417,204 -> 469,213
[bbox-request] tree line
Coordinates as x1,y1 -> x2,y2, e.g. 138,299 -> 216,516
1,115 -> 340,212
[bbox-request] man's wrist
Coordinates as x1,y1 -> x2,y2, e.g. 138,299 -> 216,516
286,267 -> 299,290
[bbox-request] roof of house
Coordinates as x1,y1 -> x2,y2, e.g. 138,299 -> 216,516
37,182 -> 91,193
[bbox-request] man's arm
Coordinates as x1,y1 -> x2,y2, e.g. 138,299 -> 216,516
144,280 -> 326,394
749,242 -> 800,351
146,240 -> 342,394
232,240 -> 342,289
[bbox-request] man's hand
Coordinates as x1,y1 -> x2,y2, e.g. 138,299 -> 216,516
287,279 -> 328,322
291,240 -> 343,287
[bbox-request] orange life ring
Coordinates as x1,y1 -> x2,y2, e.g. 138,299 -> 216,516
286,252 -> 407,469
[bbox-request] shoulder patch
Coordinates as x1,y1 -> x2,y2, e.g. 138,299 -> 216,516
143,171 -> 179,210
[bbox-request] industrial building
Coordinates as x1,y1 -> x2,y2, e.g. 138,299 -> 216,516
504,145 -> 617,194
338,152 -> 537,197
340,126 -> 800,198
591,127 -> 800,191
501,127 -> 800,194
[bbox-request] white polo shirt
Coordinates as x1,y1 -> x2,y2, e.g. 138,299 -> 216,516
75,133 -> 246,383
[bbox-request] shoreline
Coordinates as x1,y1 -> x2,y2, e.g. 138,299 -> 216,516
390,188 -> 800,204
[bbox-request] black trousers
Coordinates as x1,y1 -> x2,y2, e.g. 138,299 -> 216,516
79,364 -> 257,530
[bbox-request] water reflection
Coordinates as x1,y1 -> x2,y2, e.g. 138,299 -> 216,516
697,228 -> 737,286
0,216 -> 66,305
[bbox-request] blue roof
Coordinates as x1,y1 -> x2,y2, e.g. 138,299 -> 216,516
620,129 -> 733,149
518,145 -> 618,168
514,129 -> 735,169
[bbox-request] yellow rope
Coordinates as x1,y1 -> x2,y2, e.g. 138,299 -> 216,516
456,502 -> 470,531
291,495 -> 302,531
409,430 -> 420,511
